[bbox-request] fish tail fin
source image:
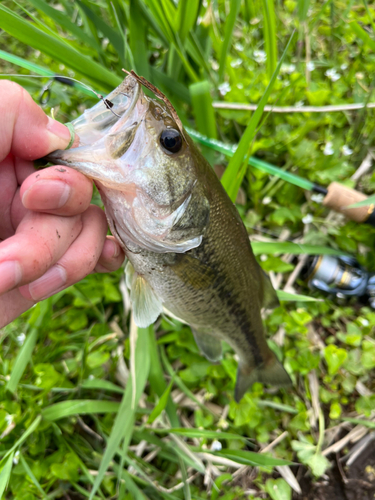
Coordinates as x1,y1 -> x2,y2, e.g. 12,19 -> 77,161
235,354 -> 292,403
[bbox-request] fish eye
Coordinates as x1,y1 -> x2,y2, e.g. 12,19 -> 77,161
160,129 -> 182,154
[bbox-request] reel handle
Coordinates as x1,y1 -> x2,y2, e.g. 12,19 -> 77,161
323,182 -> 375,226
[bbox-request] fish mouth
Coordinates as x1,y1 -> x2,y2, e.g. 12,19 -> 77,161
43,75 -> 142,185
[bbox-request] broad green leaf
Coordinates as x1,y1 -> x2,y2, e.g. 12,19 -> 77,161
42,400 -> 121,421
221,31 -> 296,201
324,345 -> 348,375
265,478 -> 292,500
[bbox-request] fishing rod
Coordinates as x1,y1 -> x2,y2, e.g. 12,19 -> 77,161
186,128 -> 375,227
1,49 -> 374,226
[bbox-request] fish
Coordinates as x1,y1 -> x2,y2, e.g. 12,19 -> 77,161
46,73 -> 292,401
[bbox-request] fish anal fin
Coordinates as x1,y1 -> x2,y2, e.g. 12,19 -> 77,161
127,262 -> 163,328
235,355 -> 291,402
260,269 -> 280,309
192,329 -> 222,362
171,255 -> 216,290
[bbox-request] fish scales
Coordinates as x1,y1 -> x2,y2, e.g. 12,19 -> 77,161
45,74 -> 292,401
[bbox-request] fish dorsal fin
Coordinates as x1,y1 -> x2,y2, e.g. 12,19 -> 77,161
125,261 -> 163,328
192,329 -> 222,362
171,254 -> 216,290
260,269 -> 280,309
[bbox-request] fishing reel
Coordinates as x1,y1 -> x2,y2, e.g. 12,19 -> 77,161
305,254 -> 375,308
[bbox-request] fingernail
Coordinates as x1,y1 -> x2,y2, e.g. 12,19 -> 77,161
27,265 -> 67,301
46,117 -> 72,150
0,261 -> 22,294
22,180 -> 71,210
108,239 -> 120,258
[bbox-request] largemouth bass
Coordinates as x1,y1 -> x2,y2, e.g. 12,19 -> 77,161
46,73 -> 291,401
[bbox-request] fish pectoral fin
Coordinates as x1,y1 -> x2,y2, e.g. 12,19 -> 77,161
171,254 -> 216,290
126,261 -> 163,328
260,269 -> 280,309
235,355 -> 291,402
192,329 -> 222,362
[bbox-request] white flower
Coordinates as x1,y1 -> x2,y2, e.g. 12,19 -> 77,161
323,142 -> 334,156
230,58 -> 242,68
218,82 -> 231,96
88,374 -> 95,380
325,68 -> 341,82
307,61 -> 315,71
234,42 -> 244,51
218,418 -> 229,429
254,50 -> 267,64
237,83 -> 244,89
341,63 -> 348,71
342,145 -> 353,156
13,451 -> 19,465
262,196 -> 272,205
302,214 -> 313,224
360,318 -> 369,326
260,254 -> 268,262
281,63 -> 296,74
311,193 -> 324,203
5,415 -> 13,426
210,440 -> 222,452
210,59 -> 219,71
16,333 -> 26,346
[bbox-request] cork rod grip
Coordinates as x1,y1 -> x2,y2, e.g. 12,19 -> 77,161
323,182 -> 374,223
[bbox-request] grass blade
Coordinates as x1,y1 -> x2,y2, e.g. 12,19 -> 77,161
6,300 -> 50,394
276,290 -> 320,302
89,326 -> 150,500
25,0 -> 102,53
190,80 -> 217,139
221,30 -> 296,202
0,452 -> 14,498
177,0 -> 200,43
251,241 -> 345,256
0,4 -> 121,89
129,0 -> 150,80
42,400 -> 121,421
218,0 -> 242,82
349,20 -> 375,53
262,0 -> 277,79
1,415 -> 42,461
207,448 -> 292,467
19,453 -> 48,498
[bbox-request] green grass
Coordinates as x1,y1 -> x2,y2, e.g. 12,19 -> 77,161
1,0 -> 375,499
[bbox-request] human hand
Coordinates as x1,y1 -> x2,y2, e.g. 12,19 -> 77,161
0,81 -> 125,328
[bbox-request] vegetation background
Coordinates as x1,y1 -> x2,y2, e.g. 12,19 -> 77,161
1,0 -> 375,498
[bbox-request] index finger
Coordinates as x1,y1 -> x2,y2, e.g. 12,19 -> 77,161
0,80 -> 72,163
